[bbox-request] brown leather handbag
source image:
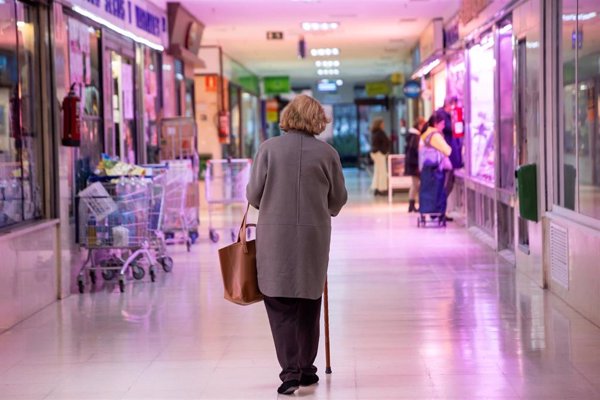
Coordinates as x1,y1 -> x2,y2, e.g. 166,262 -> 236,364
218,205 -> 263,305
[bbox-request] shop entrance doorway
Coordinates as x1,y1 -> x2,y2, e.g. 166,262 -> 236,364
110,52 -> 136,164
103,33 -> 137,164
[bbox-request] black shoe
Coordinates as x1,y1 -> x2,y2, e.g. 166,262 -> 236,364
277,380 -> 300,395
408,200 -> 416,212
300,374 -> 319,386
445,216 -> 454,222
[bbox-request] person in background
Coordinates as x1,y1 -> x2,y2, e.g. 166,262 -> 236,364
436,96 -> 463,221
370,118 -> 391,196
405,117 -> 426,212
246,94 -> 348,396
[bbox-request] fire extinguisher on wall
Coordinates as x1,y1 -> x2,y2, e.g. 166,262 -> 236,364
62,83 -> 81,147
218,110 -> 230,145
453,105 -> 464,138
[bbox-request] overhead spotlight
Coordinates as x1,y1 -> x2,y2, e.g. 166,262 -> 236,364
315,61 -> 322,67
320,22 -> 329,30
311,22 -> 320,30
329,22 -> 339,29
302,22 -> 312,30
333,60 -> 340,67
318,49 -> 326,56
311,49 -> 317,56
317,69 -> 324,75
325,48 -> 332,56
336,79 -> 343,86
333,69 -> 340,75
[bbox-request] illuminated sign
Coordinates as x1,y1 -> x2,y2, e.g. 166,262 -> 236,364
70,0 -> 168,48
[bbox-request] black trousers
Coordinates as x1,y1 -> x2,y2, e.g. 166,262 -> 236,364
263,295 -> 322,382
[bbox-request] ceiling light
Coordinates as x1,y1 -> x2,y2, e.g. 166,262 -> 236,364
315,61 -> 322,67
317,70 -> 324,75
302,22 -> 340,31
562,12 -> 597,22
311,48 -> 341,57
333,69 -> 340,75
333,60 -> 340,67
336,79 -> 343,86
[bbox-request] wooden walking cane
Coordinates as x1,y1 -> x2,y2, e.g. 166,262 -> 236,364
324,278 -> 332,374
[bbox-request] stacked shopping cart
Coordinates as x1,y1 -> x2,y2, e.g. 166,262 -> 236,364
205,159 -> 252,243
77,173 -> 173,293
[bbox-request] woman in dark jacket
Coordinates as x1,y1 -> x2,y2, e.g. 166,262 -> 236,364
370,118 -> 391,195
246,94 -> 348,395
405,117 -> 426,212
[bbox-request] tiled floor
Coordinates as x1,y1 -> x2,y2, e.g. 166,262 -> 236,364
1,170 -> 600,399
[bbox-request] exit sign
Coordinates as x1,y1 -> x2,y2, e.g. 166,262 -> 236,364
267,31 -> 284,40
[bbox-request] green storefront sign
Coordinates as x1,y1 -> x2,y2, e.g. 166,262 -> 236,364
264,76 -> 291,95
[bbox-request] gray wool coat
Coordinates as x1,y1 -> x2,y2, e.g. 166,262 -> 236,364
246,130 -> 348,299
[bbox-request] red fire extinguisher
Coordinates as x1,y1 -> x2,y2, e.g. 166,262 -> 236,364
218,110 -> 230,145
62,83 -> 81,147
453,105 -> 464,138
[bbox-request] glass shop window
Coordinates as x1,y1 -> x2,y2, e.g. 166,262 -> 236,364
0,1 -> 44,229
468,33 -> 496,184
559,0 -> 600,219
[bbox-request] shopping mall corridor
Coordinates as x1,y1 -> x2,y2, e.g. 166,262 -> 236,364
1,170 -> 599,400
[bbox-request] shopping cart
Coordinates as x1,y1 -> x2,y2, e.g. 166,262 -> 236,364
161,160 -> 200,251
77,174 -> 167,293
205,159 -> 252,243
143,168 -> 174,272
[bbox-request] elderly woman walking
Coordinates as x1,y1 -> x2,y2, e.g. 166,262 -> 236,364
246,94 -> 348,395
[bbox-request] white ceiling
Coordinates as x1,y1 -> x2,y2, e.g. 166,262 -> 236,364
152,0 -> 461,86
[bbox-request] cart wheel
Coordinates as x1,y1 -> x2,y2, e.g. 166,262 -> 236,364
209,230 -> 219,243
186,239 -> 191,252
150,267 -> 156,282
160,256 -> 174,272
89,270 -> 97,285
102,270 -> 116,281
165,232 -> 175,241
189,231 -> 199,244
417,217 -> 421,228
118,278 -> 125,293
132,265 -> 145,280
77,278 -> 85,294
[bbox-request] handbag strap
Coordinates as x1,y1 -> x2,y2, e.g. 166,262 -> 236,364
237,204 -> 251,252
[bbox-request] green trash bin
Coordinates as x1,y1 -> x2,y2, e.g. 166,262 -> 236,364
516,163 -> 538,222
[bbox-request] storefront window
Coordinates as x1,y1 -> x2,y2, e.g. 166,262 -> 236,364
0,1 -> 43,228
559,0 -> 600,218
468,33 -> 496,184
498,22 -> 515,190
143,48 -> 161,163
241,92 -> 259,158
67,17 -> 102,188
